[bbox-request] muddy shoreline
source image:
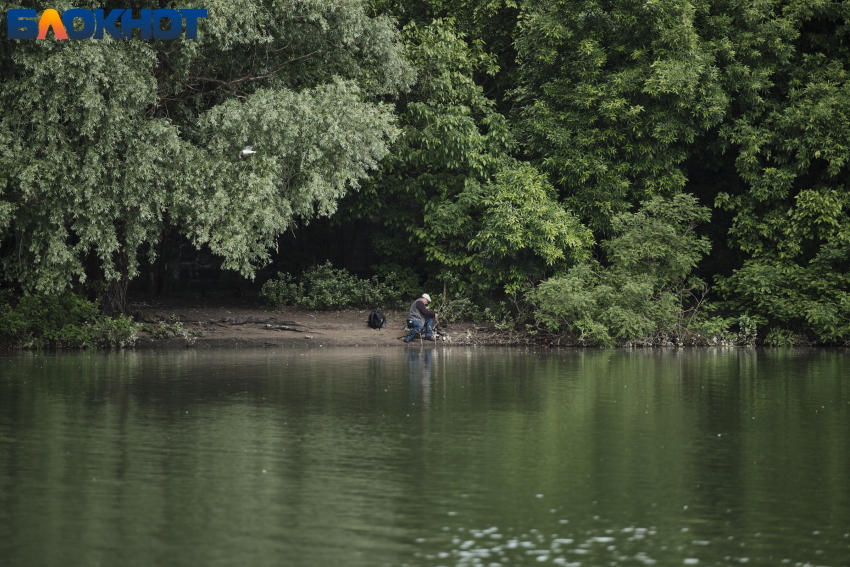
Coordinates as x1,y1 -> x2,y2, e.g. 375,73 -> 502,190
8,293 -> 838,350
128,294 -> 523,349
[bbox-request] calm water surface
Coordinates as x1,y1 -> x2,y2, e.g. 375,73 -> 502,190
1,347 -> 849,567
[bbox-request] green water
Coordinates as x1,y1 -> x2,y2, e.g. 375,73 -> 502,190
1,347 -> 849,567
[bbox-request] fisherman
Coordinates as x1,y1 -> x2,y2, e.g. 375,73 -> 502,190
404,293 -> 438,343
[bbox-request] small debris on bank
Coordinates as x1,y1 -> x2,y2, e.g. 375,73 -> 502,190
265,324 -> 308,333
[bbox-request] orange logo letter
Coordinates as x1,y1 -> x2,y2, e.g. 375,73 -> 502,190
37,9 -> 69,39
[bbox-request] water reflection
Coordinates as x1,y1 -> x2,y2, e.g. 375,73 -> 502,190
407,347 -> 435,411
0,348 -> 849,567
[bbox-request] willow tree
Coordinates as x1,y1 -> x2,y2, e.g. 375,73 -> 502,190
0,0 -> 413,313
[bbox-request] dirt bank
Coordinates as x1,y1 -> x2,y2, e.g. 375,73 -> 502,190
130,294 -> 509,349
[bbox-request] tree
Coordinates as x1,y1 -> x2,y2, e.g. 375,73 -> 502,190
425,161 -> 591,294
707,0 -> 850,340
514,0 -> 850,341
514,0 -> 727,233
338,18 -> 590,294
375,0 -> 523,110
532,194 -> 713,345
0,0 -> 413,313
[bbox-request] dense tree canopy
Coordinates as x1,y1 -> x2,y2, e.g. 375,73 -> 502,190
515,0 -> 727,233
1,0 -> 848,342
0,0 -> 411,312
336,17 -> 590,295
513,0 -> 850,341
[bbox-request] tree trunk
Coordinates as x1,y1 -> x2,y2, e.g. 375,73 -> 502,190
98,249 -> 130,316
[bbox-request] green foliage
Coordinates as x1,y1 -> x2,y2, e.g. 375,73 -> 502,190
765,328 -> 797,347
89,315 -> 144,348
418,161 -> 592,294
0,293 -> 97,343
736,315 -> 761,346
341,19 -> 591,294
428,283 -> 483,323
709,0 -> 850,260
482,301 -> 516,333
511,0 -> 850,341
260,273 -> 305,308
602,192 -> 712,286
531,194 -> 717,345
3,0 -> 849,338
0,293 -> 139,348
141,315 -> 203,343
689,313 -> 735,344
514,0 -> 727,234
461,162 -> 591,293
196,81 -> 400,275
0,1 -> 412,303
380,0 -> 522,102
352,18 -> 509,223
717,245 -> 850,342
532,263 -> 652,346
705,0 -> 850,343
260,262 -> 408,310
299,263 -> 380,310
372,264 -> 421,301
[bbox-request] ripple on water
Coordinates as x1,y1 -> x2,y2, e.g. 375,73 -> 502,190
413,521 -> 680,566
412,520 -> 848,567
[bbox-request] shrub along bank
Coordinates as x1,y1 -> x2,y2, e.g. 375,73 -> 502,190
260,262 -> 420,311
0,194 -> 842,349
264,194 -> 846,347
2,2 -> 849,347
0,293 -> 139,349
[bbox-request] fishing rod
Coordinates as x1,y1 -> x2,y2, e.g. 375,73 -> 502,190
400,283 -> 447,343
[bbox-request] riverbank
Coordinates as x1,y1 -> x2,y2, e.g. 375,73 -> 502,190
129,294 -> 519,348
2,292 -> 834,350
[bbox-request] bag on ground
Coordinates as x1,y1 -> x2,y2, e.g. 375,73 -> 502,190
367,310 -> 385,329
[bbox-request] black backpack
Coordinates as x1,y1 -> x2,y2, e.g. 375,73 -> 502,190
367,309 -> 385,329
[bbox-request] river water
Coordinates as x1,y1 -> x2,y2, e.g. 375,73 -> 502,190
1,347 -> 848,567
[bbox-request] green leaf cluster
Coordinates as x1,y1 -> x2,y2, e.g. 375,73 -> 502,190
344,18 -> 591,295
531,194 -> 718,345
0,1 -> 412,302
2,0 -> 849,341
0,292 -> 139,348
513,0 -> 850,341
717,244 -> 850,341
515,0 -> 727,233
260,261 -> 410,310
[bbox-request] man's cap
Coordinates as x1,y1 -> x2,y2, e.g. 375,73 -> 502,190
422,293 -> 431,302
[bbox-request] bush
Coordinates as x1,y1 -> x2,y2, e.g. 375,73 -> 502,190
0,292 -> 140,348
430,289 -> 482,323
716,245 -> 850,343
482,301 -> 516,333
765,328 -> 797,347
90,315 -> 142,348
0,293 -> 98,342
530,194 -> 720,346
260,262 -> 412,311
300,263 -> 375,310
259,273 -> 305,308
373,264 -> 420,304
689,313 -> 736,344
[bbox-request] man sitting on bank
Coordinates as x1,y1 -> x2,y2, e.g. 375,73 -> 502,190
405,293 -> 438,343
